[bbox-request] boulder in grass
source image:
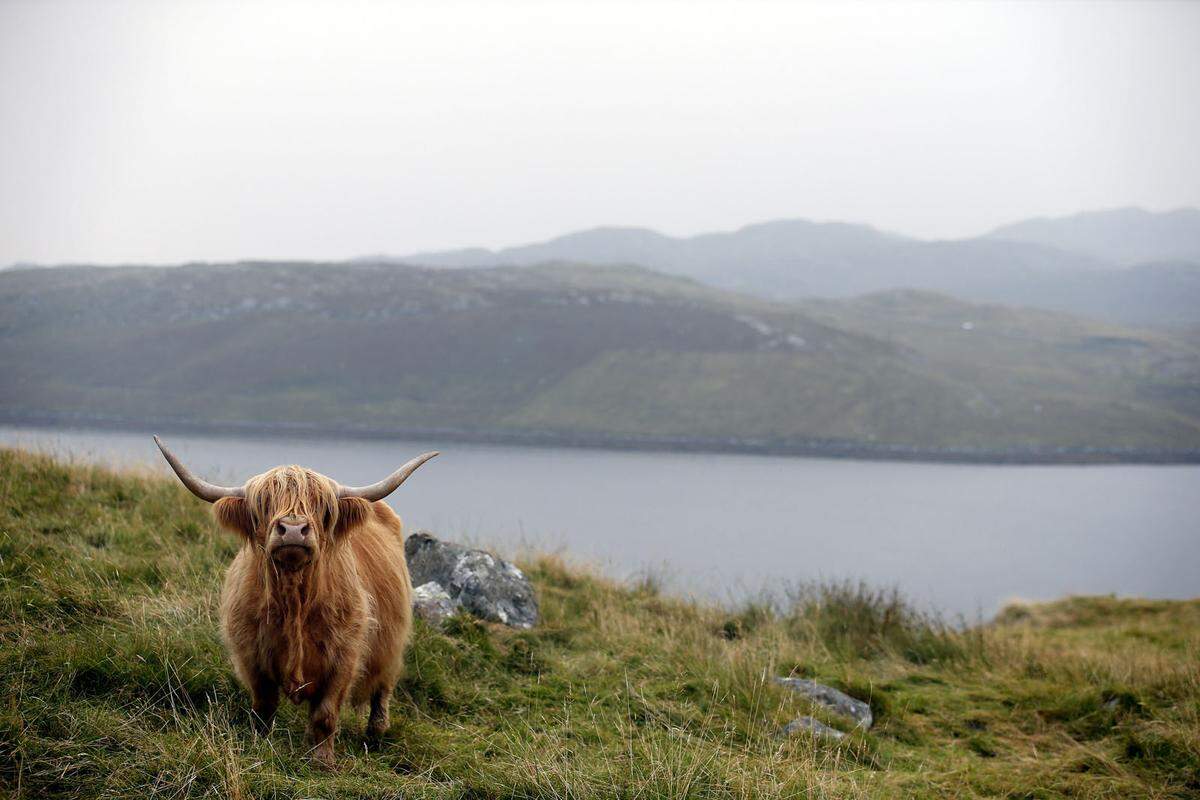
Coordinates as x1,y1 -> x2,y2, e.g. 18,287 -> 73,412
781,715 -> 847,740
774,677 -> 873,729
404,531 -> 539,628
411,581 -> 456,627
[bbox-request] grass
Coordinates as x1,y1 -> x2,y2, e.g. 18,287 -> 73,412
0,448 -> 1197,798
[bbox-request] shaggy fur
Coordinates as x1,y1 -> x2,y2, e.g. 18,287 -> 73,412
212,465 -> 413,767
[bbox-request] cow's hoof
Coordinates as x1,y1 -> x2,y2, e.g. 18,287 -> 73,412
311,749 -> 336,771
366,720 -> 389,747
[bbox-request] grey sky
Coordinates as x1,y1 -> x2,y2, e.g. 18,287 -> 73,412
2,0 -> 1198,265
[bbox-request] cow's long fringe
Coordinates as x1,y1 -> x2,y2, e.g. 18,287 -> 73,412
244,466 -> 340,539
245,466 -> 342,697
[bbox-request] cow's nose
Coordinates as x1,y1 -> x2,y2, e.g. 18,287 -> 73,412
278,520 -> 310,547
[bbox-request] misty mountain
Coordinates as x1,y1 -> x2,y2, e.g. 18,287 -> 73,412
973,261 -> 1200,329
387,210 -> 1200,327
399,219 -> 1107,296
403,220 -> 917,297
2,261 -> 1198,458
987,207 -> 1200,265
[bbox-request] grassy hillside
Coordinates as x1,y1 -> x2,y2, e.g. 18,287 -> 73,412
3,261 -> 1200,457
1,450 -> 1197,798
800,290 -> 1200,441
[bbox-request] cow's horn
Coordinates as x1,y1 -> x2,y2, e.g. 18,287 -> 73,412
337,451 -> 439,502
153,435 -> 245,502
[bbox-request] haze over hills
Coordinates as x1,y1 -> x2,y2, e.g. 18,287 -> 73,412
386,208 -> 1200,327
2,260 -> 1198,459
987,207 -> 1200,265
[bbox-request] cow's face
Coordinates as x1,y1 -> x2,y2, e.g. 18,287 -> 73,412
153,437 -> 437,572
230,466 -> 348,572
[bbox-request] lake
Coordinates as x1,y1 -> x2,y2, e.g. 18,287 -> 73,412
3,424 -> 1196,618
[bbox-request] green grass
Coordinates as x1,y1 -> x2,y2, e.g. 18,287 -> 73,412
0,449 -> 1197,798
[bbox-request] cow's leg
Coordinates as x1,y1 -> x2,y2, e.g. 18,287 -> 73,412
249,672 -> 279,735
366,686 -> 391,744
306,668 -> 354,768
306,695 -> 341,768
306,703 -> 338,768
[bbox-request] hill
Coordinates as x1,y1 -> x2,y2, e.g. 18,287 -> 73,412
1,450 -> 1198,798
2,261 -> 1199,459
403,220 -> 924,298
387,211 -> 1200,327
987,207 -> 1200,265
799,289 -> 1200,433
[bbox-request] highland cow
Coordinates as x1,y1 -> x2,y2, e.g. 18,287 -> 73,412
154,436 -> 437,767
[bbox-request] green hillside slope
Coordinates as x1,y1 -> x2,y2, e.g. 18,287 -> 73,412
798,290 -> 1200,448
2,262 -> 1199,458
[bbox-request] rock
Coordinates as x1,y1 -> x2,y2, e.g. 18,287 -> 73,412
411,581 -> 455,627
774,678 -> 873,729
405,531 -> 539,628
781,716 -> 846,740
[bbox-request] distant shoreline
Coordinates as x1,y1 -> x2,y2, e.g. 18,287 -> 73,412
3,410 -> 1198,466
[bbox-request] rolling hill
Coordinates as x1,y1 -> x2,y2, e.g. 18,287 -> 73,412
2,261 -> 1198,459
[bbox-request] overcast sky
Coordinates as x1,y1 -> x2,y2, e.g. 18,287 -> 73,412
2,0 -> 1198,265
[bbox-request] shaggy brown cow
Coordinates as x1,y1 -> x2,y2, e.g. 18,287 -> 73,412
154,436 -> 437,767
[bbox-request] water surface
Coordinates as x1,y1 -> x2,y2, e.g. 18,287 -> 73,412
3,424 -> 1196,617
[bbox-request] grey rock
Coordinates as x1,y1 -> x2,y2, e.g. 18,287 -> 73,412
774,677 -> 873,729
411,581 -> 455,627
781,716 -> 846,740
405,531 -> 539,628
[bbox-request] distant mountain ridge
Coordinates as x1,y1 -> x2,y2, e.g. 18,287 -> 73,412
987,207 -> 1200,265
378,208 -> 1200,327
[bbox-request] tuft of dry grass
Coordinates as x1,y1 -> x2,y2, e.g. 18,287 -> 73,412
0,447 -> 1196,798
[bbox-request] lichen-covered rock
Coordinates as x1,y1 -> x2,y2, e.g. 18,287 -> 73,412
405,531 -> 539,628
780,716 -> 847,740
411,581 -> 455,627
774,677 -> 873,729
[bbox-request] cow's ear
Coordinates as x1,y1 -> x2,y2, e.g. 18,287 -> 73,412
213,497 -> 254,540
334,498 -> 370,537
